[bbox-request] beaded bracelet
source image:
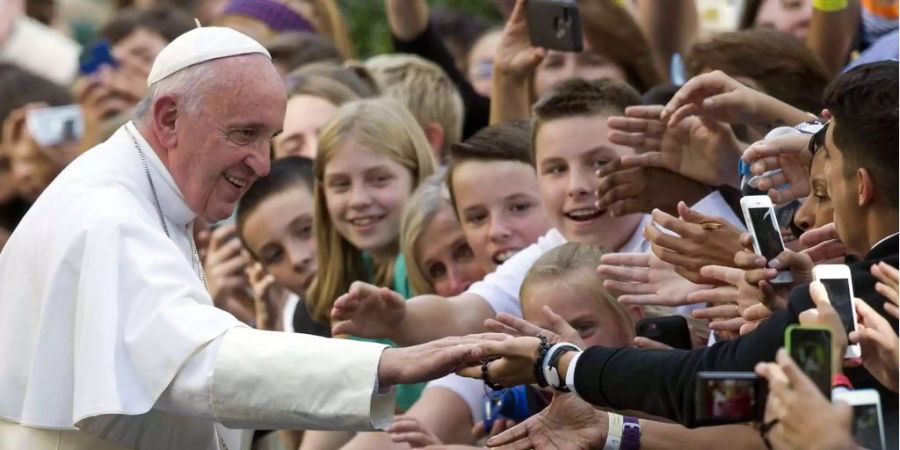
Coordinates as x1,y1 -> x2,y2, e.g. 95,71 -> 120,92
533,335 -> 551,387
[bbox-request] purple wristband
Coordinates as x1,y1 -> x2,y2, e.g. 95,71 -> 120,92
621,416 -> 641,450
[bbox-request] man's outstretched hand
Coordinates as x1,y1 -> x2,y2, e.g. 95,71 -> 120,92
486,394 -> 607,450
377,333 -> 511,386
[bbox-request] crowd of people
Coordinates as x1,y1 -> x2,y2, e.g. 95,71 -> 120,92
0,0 -> 898,449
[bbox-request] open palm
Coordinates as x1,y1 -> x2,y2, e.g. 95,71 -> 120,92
486,394 -> 606,450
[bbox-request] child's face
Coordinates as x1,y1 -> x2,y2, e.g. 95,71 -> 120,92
451,159 -> 550,271
535,114 -> 643,250
323,139 -> 414,259
242,185 -> 316,295
415,205 -> 487,296
521,269 -> 633,348
274,94 -> 338,160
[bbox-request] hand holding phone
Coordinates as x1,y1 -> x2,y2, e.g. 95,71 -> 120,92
635,316 -> 692,350
785,325 -> 832,398
525,0 -> 583,52
693,372 -> 766,426
812,265 -> 862,359
740,195 -> 793,284
833,389 -> 886,450
25,105 -> 84,148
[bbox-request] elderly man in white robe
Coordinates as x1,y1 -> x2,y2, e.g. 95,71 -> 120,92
0,27 -> 498,450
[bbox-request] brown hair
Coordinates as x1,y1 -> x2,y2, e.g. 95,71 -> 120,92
445,120 -> 532,216
289,61 -> 381,99
579,0 -> 665,93
286,74 -> 360,106
530,78 -> 642,160
684,28 -> 830,113
100,6 -> 193,45
266,31 -> 342,74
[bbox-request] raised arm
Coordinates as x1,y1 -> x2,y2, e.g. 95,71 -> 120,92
806,0 -> 860,76
635,0 -> 697,80
385,0 -> 429,42
331,281 -> 497,346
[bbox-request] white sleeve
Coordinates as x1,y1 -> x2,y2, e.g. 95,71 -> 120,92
425,375 -> 486,423
154,338 -> 221,419
466,229 -> 567,318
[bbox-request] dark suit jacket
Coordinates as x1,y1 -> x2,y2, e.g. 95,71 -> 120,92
573,234 -> 898,447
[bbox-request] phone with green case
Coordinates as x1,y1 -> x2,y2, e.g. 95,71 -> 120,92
785,324 -> 832,399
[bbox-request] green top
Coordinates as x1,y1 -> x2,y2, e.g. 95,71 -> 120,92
349,252 -> 424,412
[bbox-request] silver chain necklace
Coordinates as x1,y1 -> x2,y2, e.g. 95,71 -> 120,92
125,125 -> 207,288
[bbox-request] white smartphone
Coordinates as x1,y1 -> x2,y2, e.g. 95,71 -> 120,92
740,195 -> 793,284
833,389 -> 885,450
26,105 -> 84,147
813,264 -> 862,359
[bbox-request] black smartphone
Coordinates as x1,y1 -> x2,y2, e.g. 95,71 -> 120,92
635,316 -> 692,350
785,325 -> 832,399
693,372 -> 766,426
525,0 -> 583,52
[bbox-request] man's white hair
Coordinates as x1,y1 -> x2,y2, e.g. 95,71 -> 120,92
134,62 -> 218,121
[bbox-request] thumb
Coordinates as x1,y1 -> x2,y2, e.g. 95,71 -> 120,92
543,305 -> 574,335
677,201 -> 711,224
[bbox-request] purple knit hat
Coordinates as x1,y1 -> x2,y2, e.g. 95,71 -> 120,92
222,0 -> 316,33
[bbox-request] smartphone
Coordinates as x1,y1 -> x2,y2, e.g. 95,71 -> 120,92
740,195 -> 793,284
833,389 -> 885,450
79,39 -> 118,75
525,0 -> 583,52
785,325 -> 832,399
813,264 -> 862,359
635,316 -> 692,350
26,105 -> 84,147
693,372 -> 766,426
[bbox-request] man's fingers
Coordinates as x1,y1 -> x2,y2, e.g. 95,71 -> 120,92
652,208 -> 704,241
633,336 -> 673,349
603,279 -> 655,295
485,420 -> 531,448
608,131 -> 662,152
599,252 -> 649,267
798,223 -> 839,247
742,303 -> 773,322
496,313 -> 547,337
619,293 -> 669,306
624,104 -> 666,120
801,239 -> 847,262
775,349 -> 820,395
543,305 -> 576,338
687,285 -> 738,304
854,299 -> 895,336
698,265 -> 744,286
734,249 -> 767,270
596,264 -> 650,283
808,281 -> 831,311
484,319 -> 522,337
693,303 -> 740,320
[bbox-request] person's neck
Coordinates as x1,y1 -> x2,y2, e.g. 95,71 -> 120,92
134,120 -> 170,167
859,207 -> 899,254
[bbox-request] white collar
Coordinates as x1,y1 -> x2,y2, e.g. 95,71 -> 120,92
872,232 -> 899,251
123,122 -> 196,228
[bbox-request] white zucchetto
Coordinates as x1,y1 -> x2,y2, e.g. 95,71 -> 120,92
146,26 -> 270,86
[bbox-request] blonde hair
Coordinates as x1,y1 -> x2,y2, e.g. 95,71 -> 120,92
365,54 -> 464,160
520,243 -> 634,333
400,170 -> 452,296
307,97 -> 437,321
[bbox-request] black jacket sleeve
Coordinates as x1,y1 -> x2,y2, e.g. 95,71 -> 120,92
574,241 -> 898,445
392,22 -> 490,139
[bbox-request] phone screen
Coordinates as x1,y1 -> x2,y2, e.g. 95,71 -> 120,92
789,329 -> 831,398
820,278 -> 856,338
851,403 -> 884,449
697,377 -> 759,422
748,206 -> 784,260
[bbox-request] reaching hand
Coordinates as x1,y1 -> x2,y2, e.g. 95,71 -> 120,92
800,281 -> 851,375
690,265 -> 755,335
643,203 -> 744,282
378,333 -> 510,386
493,0 -> 546,80
456,336 -> 541,387
871,262 -> 899,319
661,70 -> 767,127
485,308 -> 584,348
485,394 -> 607,450
595,159 -> 711,217
388,414 -> 443,448
472,417 -> 517,441
247,262 -> 289,331
205,223 -> 252,308
597,251 -> 709,307
331,281 -> 407,339
756,349 -> 854,450
849,298 -> 899,392
607,105 -> 742,188
799,223 -> 847,263
741,133 -> 813,204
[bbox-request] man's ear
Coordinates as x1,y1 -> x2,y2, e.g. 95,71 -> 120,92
857,167 -> 877,207
152,95 -> 179,149
423,122 -> 445,161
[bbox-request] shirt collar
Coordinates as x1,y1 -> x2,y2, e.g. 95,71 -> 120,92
124,121 -> 197,228
871,232 -> 899,252
620,214 -> 653,253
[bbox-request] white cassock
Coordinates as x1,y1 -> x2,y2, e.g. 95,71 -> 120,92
0,123 -> 395,450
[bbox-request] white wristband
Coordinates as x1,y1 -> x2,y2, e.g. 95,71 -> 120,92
604,413 -> 624,450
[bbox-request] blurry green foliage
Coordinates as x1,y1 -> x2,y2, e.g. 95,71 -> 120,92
337,0 -> 503,58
